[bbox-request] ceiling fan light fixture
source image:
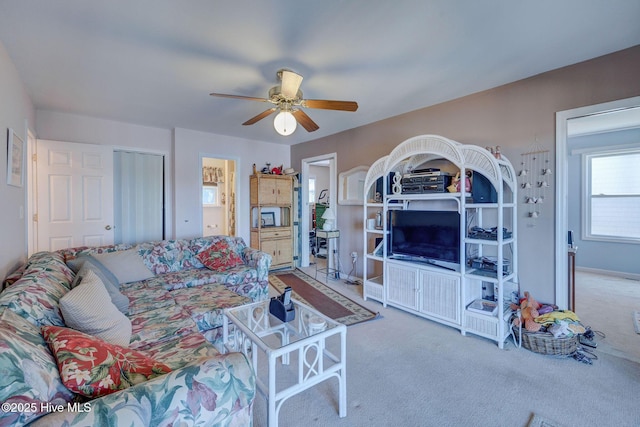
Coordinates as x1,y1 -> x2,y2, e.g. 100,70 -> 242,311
273,110 -> 297,136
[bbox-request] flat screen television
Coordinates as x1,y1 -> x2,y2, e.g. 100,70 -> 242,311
389,210 -> 460,268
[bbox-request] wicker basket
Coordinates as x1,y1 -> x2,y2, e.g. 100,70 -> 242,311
513,326 -> 578,356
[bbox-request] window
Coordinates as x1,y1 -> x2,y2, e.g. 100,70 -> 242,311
202,185 -> 218,206
308,177 -> 316,204
583,149 -> 640,243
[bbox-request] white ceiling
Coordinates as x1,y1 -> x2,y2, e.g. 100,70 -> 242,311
1,1 -> 639,146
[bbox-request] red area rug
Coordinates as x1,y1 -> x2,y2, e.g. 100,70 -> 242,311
269,270 -> 379,326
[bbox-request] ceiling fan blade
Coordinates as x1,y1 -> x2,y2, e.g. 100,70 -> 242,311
292,109 -> 320,132
210,92 -> 269,103
301,99 -> 358,112
242,108 -> 277,125
280,70 -> 303,99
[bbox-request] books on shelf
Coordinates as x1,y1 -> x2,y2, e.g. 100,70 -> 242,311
466,299 -> 498,316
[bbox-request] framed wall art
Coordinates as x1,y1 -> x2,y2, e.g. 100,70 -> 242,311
7,128 -> 25,187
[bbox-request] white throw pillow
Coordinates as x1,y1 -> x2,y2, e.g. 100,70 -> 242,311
60,269 -> 132,347
93,249 -> 154,284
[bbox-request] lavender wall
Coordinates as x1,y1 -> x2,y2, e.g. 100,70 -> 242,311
0,42 -> 35,279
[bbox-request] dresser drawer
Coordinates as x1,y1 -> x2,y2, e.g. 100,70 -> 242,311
261,228 -> 291,240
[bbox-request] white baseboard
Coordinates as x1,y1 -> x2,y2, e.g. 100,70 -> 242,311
576,266 -> 640,281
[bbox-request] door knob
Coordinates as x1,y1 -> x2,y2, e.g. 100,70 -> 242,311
105,225 -> 112,230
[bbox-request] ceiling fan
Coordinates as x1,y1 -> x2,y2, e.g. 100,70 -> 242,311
210,69 -> 358,135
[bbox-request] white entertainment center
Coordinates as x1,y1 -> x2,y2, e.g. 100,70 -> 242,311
362,135 -> 518,348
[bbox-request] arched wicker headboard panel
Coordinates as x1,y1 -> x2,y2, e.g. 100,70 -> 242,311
385,135 -> 464,172
460,145 -> 501,189
364,156 -> 388,191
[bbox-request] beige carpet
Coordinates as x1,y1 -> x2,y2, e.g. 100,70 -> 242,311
251,267 -> 640,427
528,413 -> 567,427
575,270 -> 640,363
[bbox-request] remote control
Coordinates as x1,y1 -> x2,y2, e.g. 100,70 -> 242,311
282,286 -> 291,305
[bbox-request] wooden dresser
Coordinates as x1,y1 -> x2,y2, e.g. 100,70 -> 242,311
250,174 -> 293,270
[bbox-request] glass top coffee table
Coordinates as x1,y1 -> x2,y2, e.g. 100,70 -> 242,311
221,298 -> 347,427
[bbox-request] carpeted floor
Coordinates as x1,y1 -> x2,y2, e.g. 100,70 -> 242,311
528,413 -> 567,427
269,269 -> 379,326
251,267 -> 640,427
575,270 -> 640,363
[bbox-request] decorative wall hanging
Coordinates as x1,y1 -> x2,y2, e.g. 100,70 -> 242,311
6,128 -> 25,187
519,139 -> 551,221
203,166 -> 224,184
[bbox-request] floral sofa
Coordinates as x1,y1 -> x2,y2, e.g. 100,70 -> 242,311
0,235 -> 272,426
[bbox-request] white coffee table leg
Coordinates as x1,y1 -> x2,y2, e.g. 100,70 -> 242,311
268,353 -> 277,427
339,329 -> 347,417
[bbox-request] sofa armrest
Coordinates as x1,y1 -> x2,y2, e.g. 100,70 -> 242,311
242,246 -> 272,283
29,352 -> 255,427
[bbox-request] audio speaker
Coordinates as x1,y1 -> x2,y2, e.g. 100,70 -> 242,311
471,172 -> 497,203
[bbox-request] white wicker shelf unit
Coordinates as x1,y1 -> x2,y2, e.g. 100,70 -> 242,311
362,135 -> 518,348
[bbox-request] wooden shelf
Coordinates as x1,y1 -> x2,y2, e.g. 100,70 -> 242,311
250,174 -> 294,270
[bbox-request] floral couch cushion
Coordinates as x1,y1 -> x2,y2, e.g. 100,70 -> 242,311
137,239 -> 204,275
197,239 -> 245,272
42,326 -> 172,398
56,243 -> 134,263
121,285 -> 176,316
188,235 -> 247,258
128,305 -> 197,350
0,308 -> 74,427
0,251 -> 73,327
171,283 -> 251,333
136,264 -> 265,296
140,332 -> 221,371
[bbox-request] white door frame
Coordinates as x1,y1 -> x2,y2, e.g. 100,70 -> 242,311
26,125 -> 37,256
555,95 -> 640,308
300,153 -> 337,268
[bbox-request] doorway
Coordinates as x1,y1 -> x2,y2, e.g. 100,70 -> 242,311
300,154 -> 337,270
555,96 -> 640,308
556,97 -> 640,362
201,157 -> 237,237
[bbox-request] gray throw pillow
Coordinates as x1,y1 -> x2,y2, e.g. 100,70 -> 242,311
93,249 -> 154,284
74,259 -> 130,314
60,269 -> 132,347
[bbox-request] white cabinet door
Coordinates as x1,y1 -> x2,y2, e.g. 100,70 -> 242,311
36,139 -> 114,251
386,262 -> 419,311
418,270 -> 460,324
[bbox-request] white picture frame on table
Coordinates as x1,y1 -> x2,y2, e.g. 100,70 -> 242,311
7,128 -> 25,187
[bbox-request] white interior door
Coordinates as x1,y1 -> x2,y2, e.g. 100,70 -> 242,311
36,139 -> 114,251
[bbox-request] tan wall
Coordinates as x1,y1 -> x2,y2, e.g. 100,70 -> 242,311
291,45 -> 640,302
